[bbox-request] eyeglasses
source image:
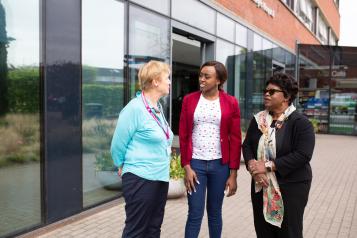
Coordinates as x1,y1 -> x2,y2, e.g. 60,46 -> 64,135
264,89 -> 284,96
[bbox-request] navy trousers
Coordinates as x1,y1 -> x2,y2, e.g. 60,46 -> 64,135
122,172 -> 169,238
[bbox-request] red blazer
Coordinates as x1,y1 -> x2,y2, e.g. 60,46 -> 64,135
179,91 -> 242,169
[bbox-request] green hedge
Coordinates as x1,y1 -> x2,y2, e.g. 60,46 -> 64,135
83,83 -> 124,117
7,67 -> 40,113
5,67 -> 124,116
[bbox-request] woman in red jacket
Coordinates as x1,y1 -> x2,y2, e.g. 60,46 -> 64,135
179,61 -> 242,238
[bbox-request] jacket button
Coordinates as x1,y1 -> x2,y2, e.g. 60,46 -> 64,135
220,139 -> 223,142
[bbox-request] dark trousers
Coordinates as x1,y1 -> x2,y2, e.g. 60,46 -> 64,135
122,173 -> 169,238
185,159 -> 230,238
251,180 -> 311,238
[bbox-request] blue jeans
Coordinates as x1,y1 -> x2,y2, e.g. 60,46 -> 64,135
185,159 -> 230,238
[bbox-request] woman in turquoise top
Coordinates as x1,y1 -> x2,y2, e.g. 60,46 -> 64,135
111,60 -> 173,238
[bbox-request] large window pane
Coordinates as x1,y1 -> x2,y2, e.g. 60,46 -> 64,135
236,23 -> 247,47
298,45 -> 330,133
0,1 -> 41,236
128,5 -> 170,117
217,13 -> 234,42
216,39 -> 234,92
234,46 -> 248,131
130,0 -> 170,16
172,0 -> 215,34
252,33 -> 265,115
329,48 -> 357,135
82,0 -> 125,207
216,39 -> 235,66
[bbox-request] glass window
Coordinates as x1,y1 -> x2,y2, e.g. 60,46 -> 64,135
217,13 -> 234,42
216,39 -> 234,92
216,39 -> 235,66
252,33 -> 265,114
130,0 -> 170,16
318,14 -> 328,44
253,33 -> 263,51
0,1 -> 41,236
234,45 -> 248,131
82,0 -> 125,207
329,48 -> 357,135
273,44 -> 286,64
172,0 -> 215,35
236,23 -> 247,47
297,0 -> 313,30
128,5 -> 170,117
298,45 -> 330,133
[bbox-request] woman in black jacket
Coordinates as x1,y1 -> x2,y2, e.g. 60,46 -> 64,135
243,73 -> 315,238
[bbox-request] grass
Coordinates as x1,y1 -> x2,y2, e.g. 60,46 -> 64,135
0,114 -> 40,167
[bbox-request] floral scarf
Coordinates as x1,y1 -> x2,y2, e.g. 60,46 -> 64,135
253,104 -> 296,227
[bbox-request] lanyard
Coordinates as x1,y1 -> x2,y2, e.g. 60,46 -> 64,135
141,91 -> 170,140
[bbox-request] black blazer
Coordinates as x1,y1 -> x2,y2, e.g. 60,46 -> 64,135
242,111 -> 315,184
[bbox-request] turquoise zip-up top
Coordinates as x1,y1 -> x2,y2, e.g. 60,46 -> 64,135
110,92 -> 173,182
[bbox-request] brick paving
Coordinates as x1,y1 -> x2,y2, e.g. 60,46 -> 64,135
21,134 -> 357,238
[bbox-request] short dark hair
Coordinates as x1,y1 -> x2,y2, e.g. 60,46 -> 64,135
199,61 -> 227,89
266,73 -> 298,105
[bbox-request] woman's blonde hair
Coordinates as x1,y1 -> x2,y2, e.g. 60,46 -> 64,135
138,60 -> 170,90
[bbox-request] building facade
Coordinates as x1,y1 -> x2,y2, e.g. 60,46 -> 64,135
0,0 -> 345,237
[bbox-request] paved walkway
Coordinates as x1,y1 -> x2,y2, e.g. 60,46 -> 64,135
23,134 -> 357,238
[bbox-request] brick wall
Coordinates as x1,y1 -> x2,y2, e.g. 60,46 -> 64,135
215,0 -> 340,51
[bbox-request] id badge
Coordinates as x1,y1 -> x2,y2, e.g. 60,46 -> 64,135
166,146 -> 172,157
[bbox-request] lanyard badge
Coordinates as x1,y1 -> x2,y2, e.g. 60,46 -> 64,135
141,92 -> 170,140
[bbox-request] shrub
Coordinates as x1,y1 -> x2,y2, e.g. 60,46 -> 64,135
170,152 -> 185,180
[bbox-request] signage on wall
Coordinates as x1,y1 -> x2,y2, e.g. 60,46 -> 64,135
332,70 -> 347,78
251,0 -> 275,18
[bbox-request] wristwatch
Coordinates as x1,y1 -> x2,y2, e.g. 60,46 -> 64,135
265,161 -> 273,172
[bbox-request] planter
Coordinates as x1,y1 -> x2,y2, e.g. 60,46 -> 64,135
96,170 -> 122,190
168,178 -> 186,199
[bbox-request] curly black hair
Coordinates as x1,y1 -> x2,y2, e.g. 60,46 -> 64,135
266,73 -> 298,105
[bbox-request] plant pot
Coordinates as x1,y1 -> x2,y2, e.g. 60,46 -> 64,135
96,170 -> 122,190
167,178 -> 186,199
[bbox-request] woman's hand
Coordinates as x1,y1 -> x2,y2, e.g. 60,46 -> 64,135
253,173 -> 269,188
250,160 -> 266,176
117,166 -> 123,176
184,165 -> 199,195
225,170 -> 238,197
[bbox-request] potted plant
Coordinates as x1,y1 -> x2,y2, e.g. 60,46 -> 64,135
95,151 -> 122,190
309,118 -> 319,133
168,151 -> 186,199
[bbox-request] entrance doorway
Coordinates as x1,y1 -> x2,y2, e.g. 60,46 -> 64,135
171,33 -> 201,135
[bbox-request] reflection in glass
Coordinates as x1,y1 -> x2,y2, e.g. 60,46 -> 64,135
0,0 -> 41,236
82,0 -> 124,207
128,5 -> 170,118
329,48 -> 357,135
298,45 -> 330,133
234,46 -> 248,131
252,33 -> 265,115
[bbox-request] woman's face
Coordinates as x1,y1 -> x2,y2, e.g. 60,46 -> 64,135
199,66 -> 220,93
155,71 -> 171,97
263,83 -> 287,111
